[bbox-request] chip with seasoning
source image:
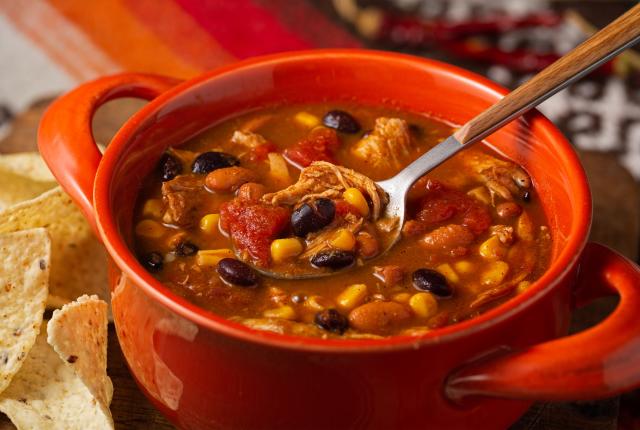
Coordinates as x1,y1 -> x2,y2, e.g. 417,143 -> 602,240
0,151 -> 56,183
0,187 -> 109,308
0,166 -> 56,211
0,228 -> 50,395
0,295 -> 113,430
47,295 -> 113,416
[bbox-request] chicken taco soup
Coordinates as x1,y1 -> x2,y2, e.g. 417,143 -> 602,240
133,104 -> 551,338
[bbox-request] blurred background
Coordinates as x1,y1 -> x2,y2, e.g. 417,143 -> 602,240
0,1 -> 638,429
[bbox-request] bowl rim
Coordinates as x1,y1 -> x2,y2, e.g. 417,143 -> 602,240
95,49 -> 591,353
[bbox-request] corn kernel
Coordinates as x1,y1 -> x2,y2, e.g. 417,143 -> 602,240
135,219 -> 165,239
453,260 -> 474,274
330,229 -> 357,251
142,199 -> 164,218
436,263 -> 459,284
270,238 -> 304,263
467,186 -> 491,205
263,305 -> 296,320
196,249 -> 234,266
336,284 -> 368,311
294,111 -> 320,128
343,187 -> 369,217
392,292 -> 411,303
481,261 -> 510,286
199,214 -> 220,234
479,236 -> 507,260
516,280 -> 531,294
409,292 -> 438,319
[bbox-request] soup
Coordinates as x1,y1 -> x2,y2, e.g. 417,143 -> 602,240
133,104 -> 551,338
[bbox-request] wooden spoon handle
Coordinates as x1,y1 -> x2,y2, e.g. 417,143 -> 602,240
453,3 -> 640,145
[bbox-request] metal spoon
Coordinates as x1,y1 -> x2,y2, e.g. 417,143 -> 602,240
246,3 -> 640,280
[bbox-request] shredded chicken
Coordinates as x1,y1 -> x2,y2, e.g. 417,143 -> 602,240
352,117 -> 412,169
490,225 -> 515,245
231,130 -> 268,148
262,161 -> 389,219
459,152 -> 531,201
373,265 -> 404,287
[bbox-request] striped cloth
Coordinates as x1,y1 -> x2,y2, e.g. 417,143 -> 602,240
0,0 -> 359,117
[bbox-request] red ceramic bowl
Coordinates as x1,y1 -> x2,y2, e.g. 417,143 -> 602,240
38,50 -> 640,430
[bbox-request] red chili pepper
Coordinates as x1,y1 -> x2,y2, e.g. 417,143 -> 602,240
375,12 -> 561,46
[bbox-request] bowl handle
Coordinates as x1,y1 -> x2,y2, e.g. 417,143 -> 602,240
446,242 -> 640,402
38,73 -> 181,233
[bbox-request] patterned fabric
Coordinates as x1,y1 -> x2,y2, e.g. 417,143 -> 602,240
0,0 -> 359,134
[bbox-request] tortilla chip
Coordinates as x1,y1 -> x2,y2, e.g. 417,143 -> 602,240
0,188 -> 109,307
0,229 -> 50,395
47,295 -> 113,409
0,152 -> 55,183
0,166 -> 56,211
0,327 -> 114,430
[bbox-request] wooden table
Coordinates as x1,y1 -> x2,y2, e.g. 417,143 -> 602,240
0,98 -> 637,429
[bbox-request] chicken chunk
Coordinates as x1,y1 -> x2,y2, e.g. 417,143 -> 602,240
231,130 -> 268,148
352,117 -> 412,170
459,152 -> 531,201
161,175 -> 203,227
262,161 -> 389,219
490,225 -> 515,245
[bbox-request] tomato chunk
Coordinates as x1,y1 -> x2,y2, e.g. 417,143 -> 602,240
414,179 -> 491,235
220,199 -> 290,266
284,128 -> 340,167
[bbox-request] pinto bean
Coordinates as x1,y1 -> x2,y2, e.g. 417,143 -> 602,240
348,301 -> 411,335
420,224 -> 474,254
206,167 -> 257,193
496,202 -> 522,219
237,182 -> 266,201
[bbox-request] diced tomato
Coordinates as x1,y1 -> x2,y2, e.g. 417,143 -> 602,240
334,199 -> 360,218
250,142 -> 278,162
284,128 -> 340,167
414,180 -> 491,235
220,199 -> 290,266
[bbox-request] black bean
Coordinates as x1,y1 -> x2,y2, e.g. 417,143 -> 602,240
412,268 -> 452,298
159,153 -> 182,182
522,191 -> 531,202
291,198 -> 336,237
322,110 -> 361,133
192,151 -> 240,174
310,250 -> 355,270
175,241 -> 198,257
217,258 -> 259,287
314,309 -> 349,334
140,252 -> 163,273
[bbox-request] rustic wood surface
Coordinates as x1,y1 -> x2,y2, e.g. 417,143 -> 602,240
0,98 -> 637,429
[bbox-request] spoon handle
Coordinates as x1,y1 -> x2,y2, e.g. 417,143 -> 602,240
453,3 -> 640,145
